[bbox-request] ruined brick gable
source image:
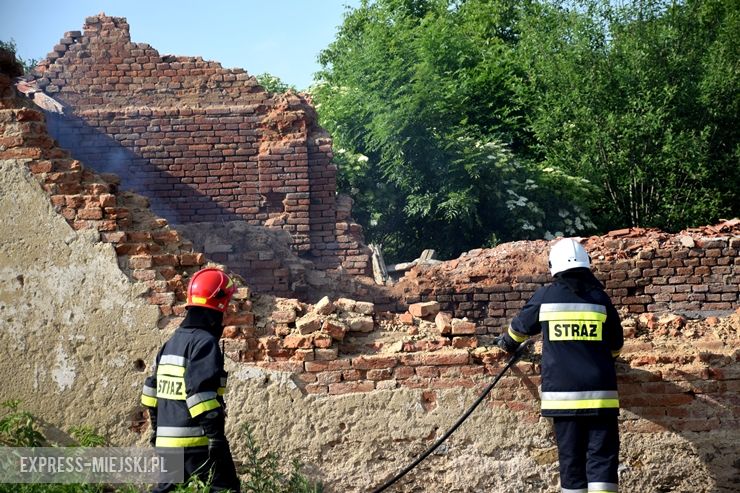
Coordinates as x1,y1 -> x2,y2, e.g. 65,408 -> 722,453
28,13 -> 371,284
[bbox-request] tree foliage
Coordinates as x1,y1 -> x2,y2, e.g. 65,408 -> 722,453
314,0 -> 737,261
255,72 -> 296,94
0,39 -> 37,73
314,0 -> 594,260
515,0 -> 739,230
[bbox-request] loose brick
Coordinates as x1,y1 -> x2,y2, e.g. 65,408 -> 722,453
313,296 -> 335,315
348,316 -> 374,332
283,334 -> 313,349
272,309 -> 297,324
296,316 -> 321,334
313,334 -> 333,349
223,312 -> 254,326
322,319 -> 347,340
435,311 -> 452,335
451,319 -> 476,335
409,301 -> 441,318
354,301 -> 375,315
452,336 -> 478,349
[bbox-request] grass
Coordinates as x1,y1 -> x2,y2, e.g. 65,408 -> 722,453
0,401 -> 323,493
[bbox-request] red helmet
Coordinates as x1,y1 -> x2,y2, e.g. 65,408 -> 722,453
186,268 -> 236,313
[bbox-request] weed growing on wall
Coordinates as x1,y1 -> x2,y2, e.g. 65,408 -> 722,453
0,400 -> 44,447
241,423 -> 323,493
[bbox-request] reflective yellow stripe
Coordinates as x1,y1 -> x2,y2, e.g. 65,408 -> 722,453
188,398 -> 220,418
611,349 -> 621,357
141,395 -> 157,408
155,436 -> 209,447
507,327 -> 528,343
541,399 -> 619,410
539,311 -> 607,322
157,364 -> 185,377
217,387 -> 226,396
190,296 -> 207,305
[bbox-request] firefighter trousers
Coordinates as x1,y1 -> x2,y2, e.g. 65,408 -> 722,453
553,415 -> 619,493
152,445 -> 241,493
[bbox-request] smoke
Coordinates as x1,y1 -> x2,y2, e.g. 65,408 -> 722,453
45,113 -> 183,224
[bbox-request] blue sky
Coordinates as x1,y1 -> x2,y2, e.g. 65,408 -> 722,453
1,0 -> 360,90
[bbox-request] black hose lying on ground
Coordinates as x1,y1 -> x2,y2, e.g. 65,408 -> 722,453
370,339 -> 534,493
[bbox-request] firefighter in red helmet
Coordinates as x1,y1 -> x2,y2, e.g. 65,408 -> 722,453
141,268 -> 241,492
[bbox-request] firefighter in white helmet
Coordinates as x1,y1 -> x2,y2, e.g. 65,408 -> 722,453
496,238 -> 624,493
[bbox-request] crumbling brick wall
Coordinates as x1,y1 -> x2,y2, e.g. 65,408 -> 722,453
385,231 -> 739,334
26,14 -> 370,284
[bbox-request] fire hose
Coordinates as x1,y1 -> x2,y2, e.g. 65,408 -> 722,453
370,338 -> 535,493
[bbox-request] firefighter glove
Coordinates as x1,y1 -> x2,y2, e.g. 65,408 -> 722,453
495,334 -> 519,354
199,409 -> 226,439
148,409 -> 158,446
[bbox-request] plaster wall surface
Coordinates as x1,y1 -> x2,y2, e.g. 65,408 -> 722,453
220,366 -> 734,493
0,158 -> 161,444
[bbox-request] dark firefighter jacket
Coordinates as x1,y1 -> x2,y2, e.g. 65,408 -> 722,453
501,268 -> 624,417
140,308 -> 228,447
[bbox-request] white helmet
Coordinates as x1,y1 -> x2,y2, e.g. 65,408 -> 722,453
549,238 -> 591,276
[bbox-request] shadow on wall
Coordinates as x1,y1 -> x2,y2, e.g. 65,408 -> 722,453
617,359 -> 739,492
41,111 -> 370,299
44,111 -> 246,225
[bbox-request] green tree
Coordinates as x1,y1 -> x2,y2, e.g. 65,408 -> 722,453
255,72 -> 296,93
0,39 -> 37,73
315,0 -> 593,261
514,0 -> 739,230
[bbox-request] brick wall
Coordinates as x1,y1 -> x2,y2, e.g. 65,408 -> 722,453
381,236 -> 739,334
28,14 -> 370,283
